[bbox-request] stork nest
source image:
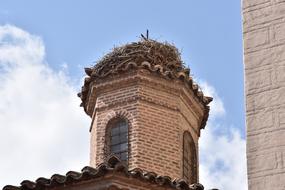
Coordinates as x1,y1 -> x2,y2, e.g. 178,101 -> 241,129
93,39 -> 186,76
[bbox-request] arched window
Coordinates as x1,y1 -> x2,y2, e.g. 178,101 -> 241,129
106,118 -> 128,162
183,131 -> 197,184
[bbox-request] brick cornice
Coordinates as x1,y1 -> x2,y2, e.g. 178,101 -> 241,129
87,70 -> 205,113
87,71 -> 208,131
78,63 -> 212,116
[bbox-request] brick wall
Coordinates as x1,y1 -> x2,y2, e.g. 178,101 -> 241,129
243,1 -> 285,189
89,70 -> 204,181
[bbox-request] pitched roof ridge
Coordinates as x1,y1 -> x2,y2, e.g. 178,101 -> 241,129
3,156 -> 204,190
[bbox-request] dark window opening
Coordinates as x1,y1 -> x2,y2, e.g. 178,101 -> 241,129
107,119 -> 128,162
183,131 -> 197,184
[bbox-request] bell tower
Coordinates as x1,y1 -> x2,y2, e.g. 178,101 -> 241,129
78,39 -> 212,183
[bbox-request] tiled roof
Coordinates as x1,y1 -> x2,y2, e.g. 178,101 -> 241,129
78,61 -> 212,129
3,156 -> 204,190
79,61 -> 213,107
78,40 -> 213,129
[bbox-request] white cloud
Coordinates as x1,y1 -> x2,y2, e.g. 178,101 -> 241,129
0,25 -> 90,188
0,25 -> 247,190
199,81 -> 248,190
198,80 -> 225,118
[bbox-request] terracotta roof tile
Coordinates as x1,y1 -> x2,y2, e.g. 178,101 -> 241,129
3,156 -> 204,190
78,39 -> 213,130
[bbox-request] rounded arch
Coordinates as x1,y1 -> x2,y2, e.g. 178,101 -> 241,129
104,111 -> 132,163
102,109 -> 133,129
183,131 -> 198,184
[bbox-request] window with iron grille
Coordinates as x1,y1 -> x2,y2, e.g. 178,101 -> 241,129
106,118 -> 128,162
183,131 -> 197,184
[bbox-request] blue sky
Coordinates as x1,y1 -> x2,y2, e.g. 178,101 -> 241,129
0,0 -> 244,127
0,1 -> 244,130
0,1 -> 246,189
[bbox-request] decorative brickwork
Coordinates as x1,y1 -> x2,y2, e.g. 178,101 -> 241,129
79,40 -> 212,183
243,1 -> 285,189
2,39 -> 212,189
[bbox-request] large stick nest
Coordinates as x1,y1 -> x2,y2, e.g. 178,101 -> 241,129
93,39 -> 186,75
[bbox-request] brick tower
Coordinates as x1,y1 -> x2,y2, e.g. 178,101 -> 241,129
78,39 -> 212,184
3,39 -> 212,190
